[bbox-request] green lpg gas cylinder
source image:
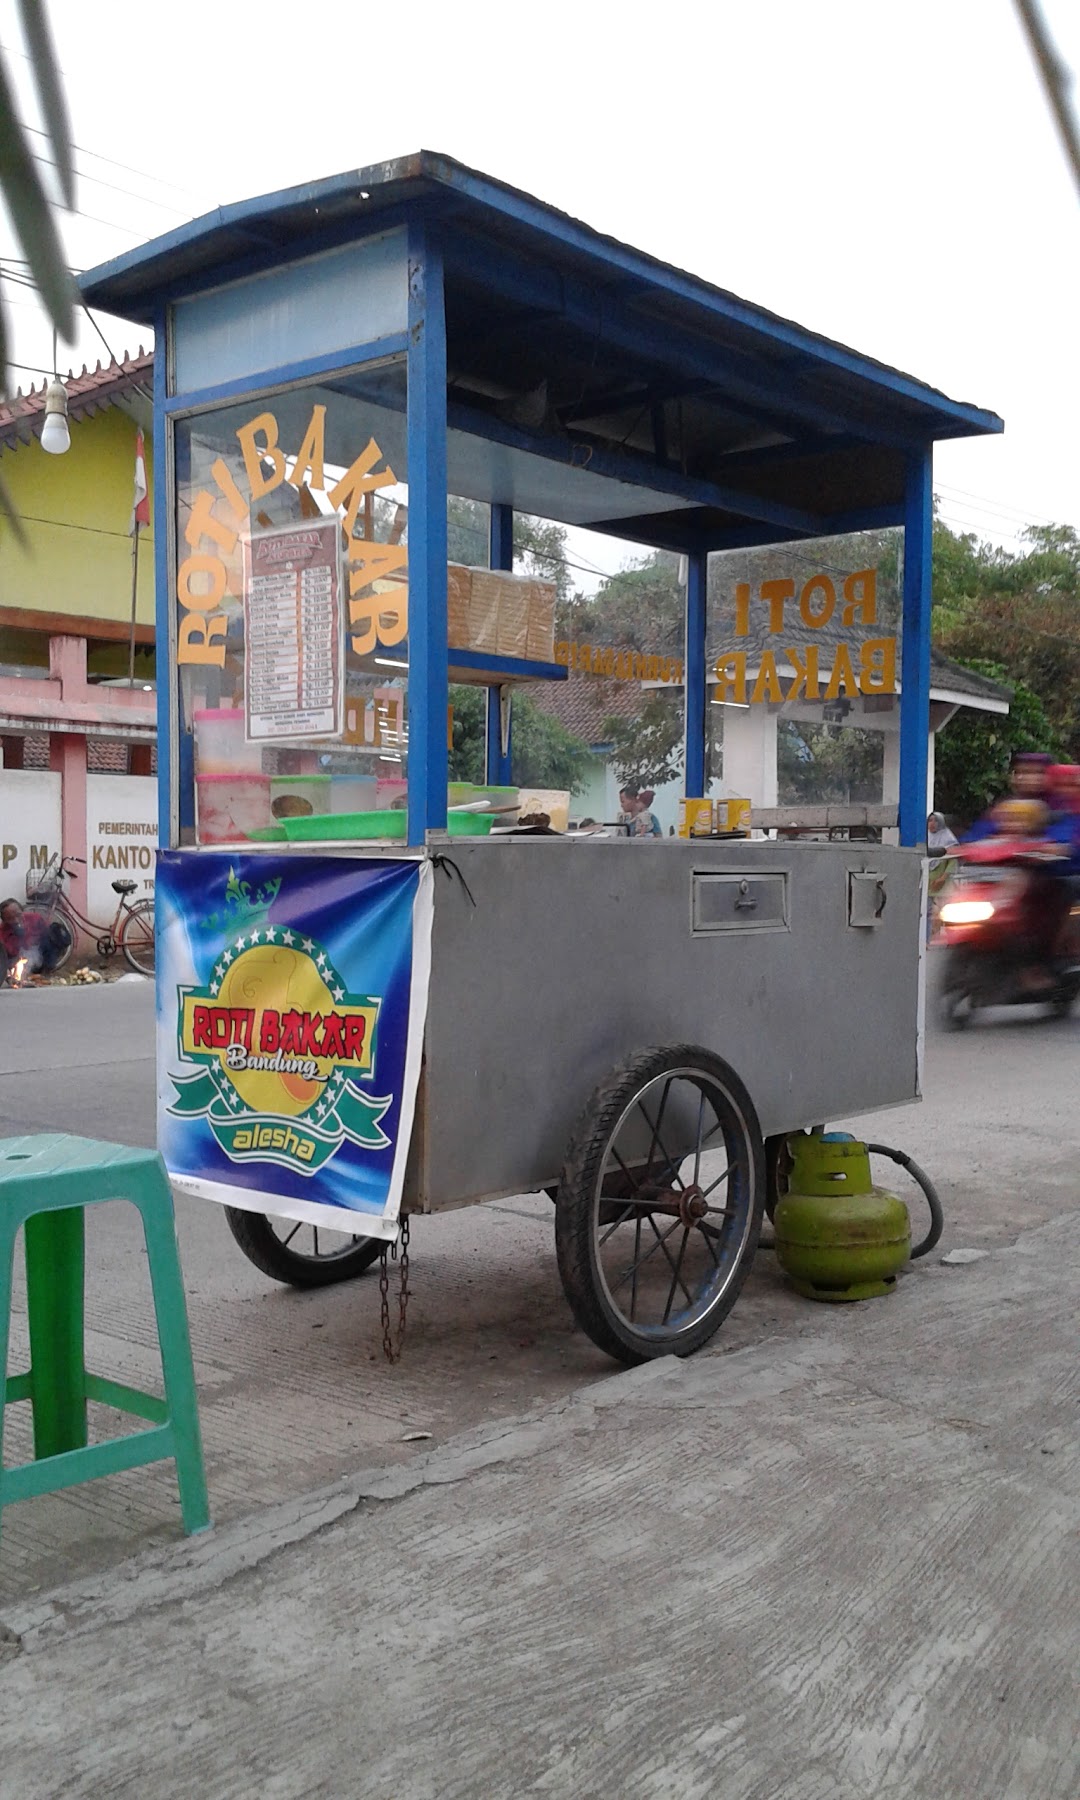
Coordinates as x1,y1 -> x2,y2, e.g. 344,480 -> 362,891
773,1134 -> 910,1302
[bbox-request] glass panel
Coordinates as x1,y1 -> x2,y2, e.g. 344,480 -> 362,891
172,359 -> 411,845
171,231 -> 407,394
707,530 -> 902,838
519,540 -> 686,835
446,495 -> 490,786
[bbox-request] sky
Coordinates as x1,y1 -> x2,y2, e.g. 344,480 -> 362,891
2,0 -> 1079,585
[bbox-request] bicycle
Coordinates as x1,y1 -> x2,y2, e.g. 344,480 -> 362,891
25,855 -> 156,977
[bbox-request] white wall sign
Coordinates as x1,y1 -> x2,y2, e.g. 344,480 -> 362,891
87,773 -> 157,920
0,770 -> 62,899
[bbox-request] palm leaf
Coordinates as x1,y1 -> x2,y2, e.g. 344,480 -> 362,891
15,0 -> 74,205
0,51 -> 76,344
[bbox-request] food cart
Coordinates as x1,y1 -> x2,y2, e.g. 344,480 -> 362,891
81,153 -> 1001,1364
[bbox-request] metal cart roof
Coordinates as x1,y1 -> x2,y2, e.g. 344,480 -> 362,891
80,150 -> 1001,557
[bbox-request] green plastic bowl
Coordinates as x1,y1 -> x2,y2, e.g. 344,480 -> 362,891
245,824 -> 287,843
279,808 -> 494,842
281,810 -> 406,842
448,811 -> 494,837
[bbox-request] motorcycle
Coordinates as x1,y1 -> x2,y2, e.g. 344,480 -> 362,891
937,836 -> 1080,1026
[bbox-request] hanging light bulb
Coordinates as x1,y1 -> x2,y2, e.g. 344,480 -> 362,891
40,375 -> 70,454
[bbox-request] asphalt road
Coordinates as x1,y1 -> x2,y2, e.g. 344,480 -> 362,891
1,964 -> 1078,1600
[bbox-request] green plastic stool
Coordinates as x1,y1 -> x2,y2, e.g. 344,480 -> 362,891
0,1133 -> 210,1550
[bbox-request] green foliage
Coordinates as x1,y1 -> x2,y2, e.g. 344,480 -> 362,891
569,552 -> 685,787
511,693 -> 589,791
449,683 -> 588,792
514,514 -> 574,605
933,661 -> 1062,827
777,721 -> 883,806
565,552 -> 683,652
604,690 -> 683,789
933,515 -> 1080,760
448,684 -> 486,782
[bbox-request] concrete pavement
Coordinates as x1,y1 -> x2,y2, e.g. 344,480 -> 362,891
1,1208 -> 1076,1798
2,971 -> 1080,1609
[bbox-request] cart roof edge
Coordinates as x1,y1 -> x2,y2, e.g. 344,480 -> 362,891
79,148 -> 1001,452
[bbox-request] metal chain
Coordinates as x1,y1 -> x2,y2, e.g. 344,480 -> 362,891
379,1214 -> 411,1364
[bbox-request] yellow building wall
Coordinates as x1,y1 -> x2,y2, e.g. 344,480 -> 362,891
0,406 -> 155,628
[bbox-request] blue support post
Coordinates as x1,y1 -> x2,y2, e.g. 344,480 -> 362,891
898,449 -> 933,846
489,501 -> 513,572
406,224 -> 449,845
152,305 -> 174,845
486,503 -> 514,785
684,551 -> 707,797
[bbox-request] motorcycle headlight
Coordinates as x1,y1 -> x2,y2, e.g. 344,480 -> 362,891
939,900 -> 995,924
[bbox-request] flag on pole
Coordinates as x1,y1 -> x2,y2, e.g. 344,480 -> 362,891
130,428 -> 150,535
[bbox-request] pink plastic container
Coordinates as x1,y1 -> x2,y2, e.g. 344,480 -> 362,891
376,777 -> 408,811
196,773 -> 272,844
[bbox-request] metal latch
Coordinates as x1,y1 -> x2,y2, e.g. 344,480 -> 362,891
848,871 -> 887,927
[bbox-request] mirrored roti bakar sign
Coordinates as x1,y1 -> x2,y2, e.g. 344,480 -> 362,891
243,517 -> 344,742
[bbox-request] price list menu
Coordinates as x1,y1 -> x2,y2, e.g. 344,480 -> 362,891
243,520 -> 343,741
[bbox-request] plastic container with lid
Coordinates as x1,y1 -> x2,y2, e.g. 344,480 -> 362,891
330,774 -> 379,814
376,777 -> 408,811
270,774 -> 332,821
193,708 -> 263,775
196,774 -> 272,844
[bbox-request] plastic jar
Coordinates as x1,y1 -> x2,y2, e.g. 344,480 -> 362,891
193,708 -> 263,775
376,777 -> 408,811
196,774 -> 272,844
269,774 -> 332,821
330,774 -> 379,814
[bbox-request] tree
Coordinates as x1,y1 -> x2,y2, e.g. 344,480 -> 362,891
448,684 -> 486,783
567,551 -> 683,653
511,693 -> 589,791
777,721 -> 883,806
448,683 -> 588,792
933,660 -> 1061,826
604,690 -> 683,789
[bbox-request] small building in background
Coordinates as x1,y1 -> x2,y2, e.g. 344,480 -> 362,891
0,353 -> 157,934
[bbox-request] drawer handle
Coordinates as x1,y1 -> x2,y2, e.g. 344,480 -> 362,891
735,880 -> 757,912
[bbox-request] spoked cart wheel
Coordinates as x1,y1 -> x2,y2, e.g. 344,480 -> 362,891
224,1207 -> 384,1287
555,1045 -> 765,1365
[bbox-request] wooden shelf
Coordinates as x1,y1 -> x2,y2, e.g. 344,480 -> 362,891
447,649 -> 568,687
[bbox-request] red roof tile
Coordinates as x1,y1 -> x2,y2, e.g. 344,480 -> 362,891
0,351 -> 153,450
538,669 -> 649,746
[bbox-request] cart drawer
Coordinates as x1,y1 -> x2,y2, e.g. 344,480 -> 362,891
691,871 -> 789,934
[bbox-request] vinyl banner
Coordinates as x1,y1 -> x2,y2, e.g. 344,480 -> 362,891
156,851 -> 433,1240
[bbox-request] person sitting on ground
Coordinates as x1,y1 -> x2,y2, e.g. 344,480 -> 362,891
0,897 -> 69,980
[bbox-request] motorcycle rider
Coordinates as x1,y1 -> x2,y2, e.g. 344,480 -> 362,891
957,783 -> 1068,990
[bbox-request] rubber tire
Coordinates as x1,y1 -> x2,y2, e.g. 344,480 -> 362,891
223,1206 -> 384,1287
49,920 -> 73,972
764,1133 -> 794,1223
555,1044 -> 765,1366
120,900 -> 156,975
940,949 -> 975,1029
